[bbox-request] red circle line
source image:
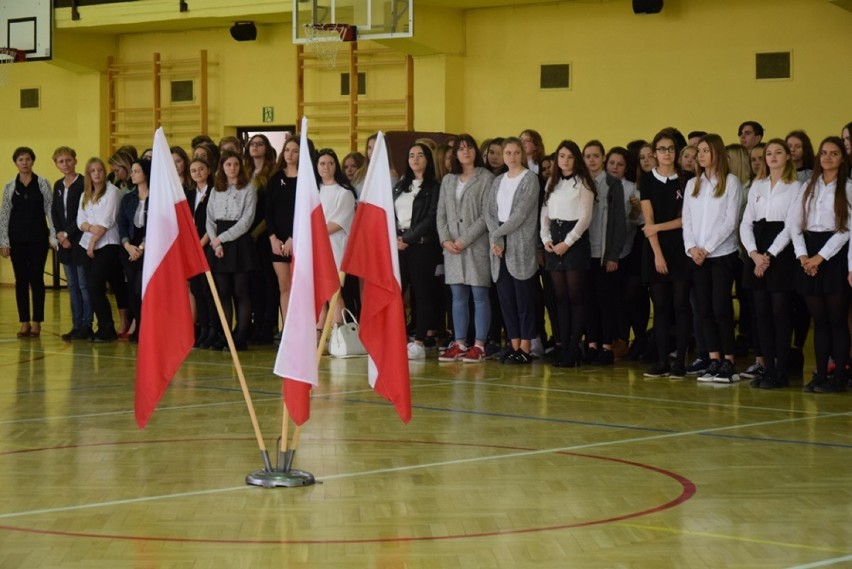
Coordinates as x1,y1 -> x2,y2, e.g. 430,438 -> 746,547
0,437 -> 696,544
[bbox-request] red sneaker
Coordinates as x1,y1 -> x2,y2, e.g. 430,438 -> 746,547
438,342 -> 468,362
462,345 -> 486,363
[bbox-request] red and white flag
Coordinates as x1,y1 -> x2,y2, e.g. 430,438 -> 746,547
273,117 -> 340,426
135,128 -> 209,429
341,132 -> 411,423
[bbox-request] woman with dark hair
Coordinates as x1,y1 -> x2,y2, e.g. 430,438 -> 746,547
640,130 -> 692,378
0,147 -> 56,338
484,137 -> 542,364
188,156 -> 217,348
841,122 -> 852,159
606,146 -> 648,359
266,137 -> 300,336
315,148 -> 356,327
582,140 -> 626,364
540,140 -> 595,367
483,137 -> 507,176
739,139 -> 801,388
193,143 -> 220,173
206,149 -> 257,351
108,151 -> 134,193
171,146 -> 191,190
519,129 -> 545,175
394,143 -> 442,359
683,134 -> 744,383
77,157 -> 125,342
436,134 -> 494,362
789,137 -> 852,393
117,158 -> 152,342
785,130 -> 815,184
218,136 -> 242,155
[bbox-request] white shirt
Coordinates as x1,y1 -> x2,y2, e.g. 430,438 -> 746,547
319,183 -> 356,269
682,172 -> 743,258
739,177 -> 801,256
540,177 -> 594,247
395,179 -> 421,230
787,176 -> 852,262
496,172 -> 525,223
77,182 -> 121,250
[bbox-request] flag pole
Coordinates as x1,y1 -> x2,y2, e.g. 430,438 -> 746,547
281,271 -> 345,470
205,271 -> 273,472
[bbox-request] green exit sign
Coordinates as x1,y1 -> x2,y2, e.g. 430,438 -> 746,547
262,107 -> 274,123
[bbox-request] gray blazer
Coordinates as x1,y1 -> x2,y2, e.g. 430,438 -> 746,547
485,170 -> 540,281
436,167 -> 494,286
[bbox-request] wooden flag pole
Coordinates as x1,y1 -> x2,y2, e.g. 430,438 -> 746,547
205,271 -> 272,471
282,272 -> 346,456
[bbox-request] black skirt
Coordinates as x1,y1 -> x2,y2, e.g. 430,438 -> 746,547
206,219 -> 258,273
796,230 -> 849,295
742,220 -> 796,292
641,228 -> 690,284
545,219 -> 590,272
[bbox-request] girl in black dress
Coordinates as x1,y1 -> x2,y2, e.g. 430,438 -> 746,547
188,157 -> 216,348
266,137 -> 300,333
640,130 -> 691,378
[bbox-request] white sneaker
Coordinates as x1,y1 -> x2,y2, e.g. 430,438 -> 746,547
531,338 -> 544,358
407,341 -> 426,360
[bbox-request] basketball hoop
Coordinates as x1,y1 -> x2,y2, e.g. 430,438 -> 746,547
303,24 -> 356,69
0,48 -> 25,86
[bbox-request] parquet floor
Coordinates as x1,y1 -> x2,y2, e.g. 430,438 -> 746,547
1,287 -> 851,568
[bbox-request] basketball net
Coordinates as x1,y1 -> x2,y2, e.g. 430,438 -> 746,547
303,24 -> 348,69
0,48 -> 25,86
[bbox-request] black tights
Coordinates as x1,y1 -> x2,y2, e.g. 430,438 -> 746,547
214,271 -> 252,344
550,270 -> 586,352
649,280 -> 691,365
752,289 -> 792,375
623,273 -> 650,343
805,293 -> 850,379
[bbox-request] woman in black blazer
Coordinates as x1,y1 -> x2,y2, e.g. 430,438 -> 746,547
394,142 -> 442,360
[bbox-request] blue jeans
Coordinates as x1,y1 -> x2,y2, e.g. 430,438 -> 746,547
449,284 -> 491,343
64,263 -> 92,329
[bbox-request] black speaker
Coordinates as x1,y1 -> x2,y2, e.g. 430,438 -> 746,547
633,0 -> 663,14
230,21 -> 257,42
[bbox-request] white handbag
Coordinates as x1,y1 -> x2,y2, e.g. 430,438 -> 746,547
328,309 -> 367,358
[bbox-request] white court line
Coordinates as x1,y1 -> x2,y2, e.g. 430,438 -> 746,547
1,409 -> 849,521
785,555 -> 852,569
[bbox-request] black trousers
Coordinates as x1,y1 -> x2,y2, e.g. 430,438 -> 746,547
399,243 -> 440,342
84,244 -> 124,333
692,253 -> 737,356
9,239 -> 48,322
496,257 -> 537,341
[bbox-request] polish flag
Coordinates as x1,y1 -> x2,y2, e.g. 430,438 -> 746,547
273,118 -> 340,426
341,132 -> 411,423
135,128 -> 209,428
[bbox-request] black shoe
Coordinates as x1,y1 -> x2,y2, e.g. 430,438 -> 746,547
93,329 -> 118,343
713,360 -> 739,383
553,348 -> 580,368
803,375 -> 826,392
759,371 -> 789,389
194,327 -> 209,349
584,347 -> 599,364
500,348 -> 519,364
61,328 -> 79,342
749,376 -> 763,388
814,376 -> 844,393
597,349 -> 614,365
686,356 -> 710,376
209,336 -> 226,351
73,326 -> 94,340
505,350 -> 532,365
644,362 -> 670,378
669,362 -> 686,378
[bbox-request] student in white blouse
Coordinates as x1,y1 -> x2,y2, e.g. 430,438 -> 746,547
739,139 -> 801,389
682,134 -> 743,383
540,140 -> 596,368
787,137 -> 852,393
315,148 -> 356,327
77,157 -> 125,342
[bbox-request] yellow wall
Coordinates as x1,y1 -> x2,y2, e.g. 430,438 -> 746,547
463,0 -> 852,150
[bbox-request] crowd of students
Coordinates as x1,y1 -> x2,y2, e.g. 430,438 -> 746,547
1,121 -> 851,393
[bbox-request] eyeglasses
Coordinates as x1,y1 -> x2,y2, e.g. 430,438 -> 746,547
655,146 -> 676,154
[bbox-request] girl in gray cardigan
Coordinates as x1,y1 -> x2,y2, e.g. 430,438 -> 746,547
484,137 -> 541,365
436,134 -> 494,363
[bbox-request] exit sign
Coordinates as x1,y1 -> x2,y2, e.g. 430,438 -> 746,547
262,107 -> 274,123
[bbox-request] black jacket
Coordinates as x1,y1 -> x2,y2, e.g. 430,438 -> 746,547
392,177 -> 440,246
51,175 -> 85,265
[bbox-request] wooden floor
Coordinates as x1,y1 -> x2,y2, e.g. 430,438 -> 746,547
1,287 -> 852,569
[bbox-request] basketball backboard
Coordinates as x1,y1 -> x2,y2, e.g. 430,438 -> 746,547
293,0 -> 412,43
0,0 -> 52,60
